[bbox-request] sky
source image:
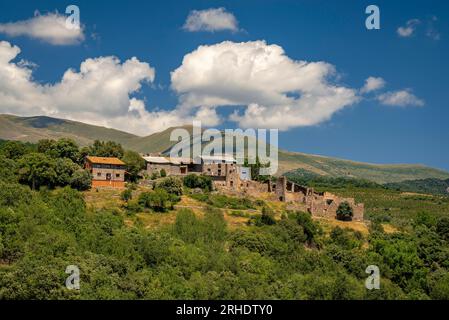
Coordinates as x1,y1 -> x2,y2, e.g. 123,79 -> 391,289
0,0 -> 448,170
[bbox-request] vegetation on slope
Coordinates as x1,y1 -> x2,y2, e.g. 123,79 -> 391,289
1,138 -> 449,299
385,178 -> 449,196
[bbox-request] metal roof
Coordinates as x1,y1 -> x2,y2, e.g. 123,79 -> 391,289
142,156 -> 170,164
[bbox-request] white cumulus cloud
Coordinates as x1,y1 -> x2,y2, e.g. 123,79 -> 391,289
377,90 -> 424,107
183,8 -> 239,32
360,77 -> 386,93
171,40 -> 359,130
0,40 -> 190,135
0,12 -> 84,45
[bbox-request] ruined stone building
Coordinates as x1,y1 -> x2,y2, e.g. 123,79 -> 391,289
273,176 -> 364,221
141,154 -> 364,221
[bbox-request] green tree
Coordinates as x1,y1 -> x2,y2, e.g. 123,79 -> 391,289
160,169 -> 167,178
70,169 -> 92,191
54,158 -> 79,187
436,217 -> 449,241
336,202 -> 353,221
122,150 -> 145,182
37,139 -> 56,154
0,155 -> 18,183
0,141 -> 28,160
88,140 -> 124,158
47,138 -> 80,163
17,153 -> 57,189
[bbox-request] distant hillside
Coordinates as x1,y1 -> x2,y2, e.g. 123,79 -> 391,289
0,114 -> 181,154
0,114 -> 137,146
385,178 -> 449,196
280,152 -> 449,184
1,114 -> 449,184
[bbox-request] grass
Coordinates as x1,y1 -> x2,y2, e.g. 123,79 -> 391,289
83,179 -> 449,236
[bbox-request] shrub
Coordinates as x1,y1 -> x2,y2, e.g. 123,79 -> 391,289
277,219 -> 307,244
150,171 -> 160,180
183,174 -> 213,191
336,202 -> 353,221
155,176 -> 183,196
123,199 -> 142,214
121,189 -> 133,202
174,209 -> 202,243
296,212 -> 320,243
138,189 -> 171,212
160,169 -> 167,178
329,227 -> 362,250
260,206 -> 276,225
415,211 -> 437,228
436,217 -> 449,241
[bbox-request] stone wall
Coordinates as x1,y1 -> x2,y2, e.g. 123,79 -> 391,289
274,177 -> 364,221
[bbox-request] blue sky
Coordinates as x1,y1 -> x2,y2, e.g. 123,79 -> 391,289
0,0 -> 448,170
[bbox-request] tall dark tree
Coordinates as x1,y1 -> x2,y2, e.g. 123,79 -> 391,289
122,150 -> 145,182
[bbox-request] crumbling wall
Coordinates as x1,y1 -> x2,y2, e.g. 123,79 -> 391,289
274,176 -> 364,221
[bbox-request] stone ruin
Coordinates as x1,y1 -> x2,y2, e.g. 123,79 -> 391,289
273,176 -> 364,221
214,173 -> 364,222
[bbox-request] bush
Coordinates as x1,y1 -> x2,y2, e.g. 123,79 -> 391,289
183,174 -> 213,191
155,176 -> 183,196
336,202 -> 353,221
296,212 -> 320,243
123,199 -> 142,214
261,206 -> 276,225
138,189 -> 171,212
121,189 -> 133,202
150,171 -> 160,180
174,209 -> 202,243
160,169 -> 167,178
415,211 -> 437,228
329,227 -> 362,250
276,219 -> 307,244
436,217 -> 449,241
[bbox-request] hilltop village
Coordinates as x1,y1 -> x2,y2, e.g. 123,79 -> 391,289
85,153 -> 364,222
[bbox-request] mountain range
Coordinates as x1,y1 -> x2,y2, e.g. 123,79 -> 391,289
1,113 -> 448,184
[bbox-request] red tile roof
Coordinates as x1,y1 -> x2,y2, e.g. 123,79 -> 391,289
86,156 -> 125,165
